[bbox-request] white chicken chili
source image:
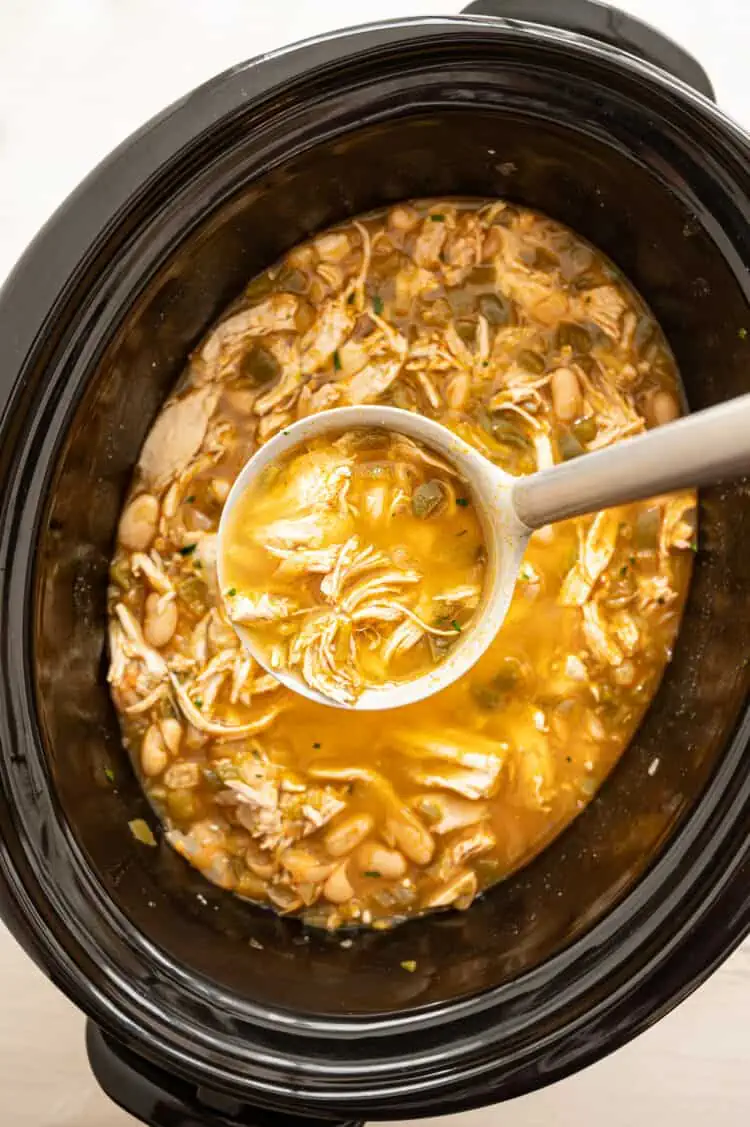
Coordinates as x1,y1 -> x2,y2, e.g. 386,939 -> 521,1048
108,198 -> 695,929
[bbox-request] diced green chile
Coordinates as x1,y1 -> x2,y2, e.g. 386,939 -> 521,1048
495,206 -> 519,228
428,633 -> 457,662
572,270 -> 606,292
347,428 -> 389,451
240,345 -> 282,385
489,415 -> 533,450
478,293 -> 512,325
412,479 -> 447,519
520,246 -> 559,272
110,558 -> 131,588
471,657 -> 524,709
635,507 -> 661,550
556,322 -> 592,354
517,350 -> 546,375
277,268 -> 308,294
244,274 -> 274,301
467,264 -> 496,286
178,575 -> 208,613
632,315 -> 656,353
168,789 -> 198,821
559,430 -> 584,460
579,319 -> 612,349
571,416 -> 598,444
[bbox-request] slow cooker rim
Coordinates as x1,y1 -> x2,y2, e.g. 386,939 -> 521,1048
1,13 -> 750,1117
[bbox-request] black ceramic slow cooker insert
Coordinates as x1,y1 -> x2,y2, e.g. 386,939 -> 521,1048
1,2 -> 749,1125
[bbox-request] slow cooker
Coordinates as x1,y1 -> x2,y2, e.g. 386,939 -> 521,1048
1,1 -> 749,1124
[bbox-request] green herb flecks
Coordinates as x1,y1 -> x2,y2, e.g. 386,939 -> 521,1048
372,294 -> 384,316
179,544 -> 197,557
333,350 -> 342,371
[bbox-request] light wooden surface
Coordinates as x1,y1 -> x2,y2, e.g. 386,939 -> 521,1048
1,1 -> 749,1123
2,923 -> 748,1126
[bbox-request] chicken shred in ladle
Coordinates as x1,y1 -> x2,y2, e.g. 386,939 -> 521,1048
218,398 -> 750,710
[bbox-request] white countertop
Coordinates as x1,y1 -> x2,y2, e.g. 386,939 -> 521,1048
1,1 -> 749,1123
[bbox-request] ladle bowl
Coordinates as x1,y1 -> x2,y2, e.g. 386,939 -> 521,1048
218,397 -> 750,710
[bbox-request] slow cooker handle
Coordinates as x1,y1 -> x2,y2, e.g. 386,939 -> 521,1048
461,0 -> 715,100
86,1023 -> 365,1127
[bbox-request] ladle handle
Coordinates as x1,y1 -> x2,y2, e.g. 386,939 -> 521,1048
511,393 -> 750,530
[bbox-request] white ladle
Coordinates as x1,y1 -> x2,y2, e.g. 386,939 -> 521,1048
218,398 -> 750,711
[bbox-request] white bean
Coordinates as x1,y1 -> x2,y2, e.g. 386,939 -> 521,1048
323,862 -> 354,904
286,244 -> 316,270
388,204 -> 420,232
211,478 -> 231,503
185,724 -> 208,750
140,725 -> 168,777
159,717 -> 182,755
315,232 -> 351,263
446,370 -> 470,411
386,812 -> 435,866
324,813 -> 374,858
281,848 -> 335,884
203,852 -> 234,890
164,762 -> 201,790
358,842 -> 407,880
550,367 -> 583,423
237,872 -> 269,900
246,844 -> 276,880
118,493 -> 159,551
614,660 -> 637,687
650,390 -> 679,427
143,593 -> 178,648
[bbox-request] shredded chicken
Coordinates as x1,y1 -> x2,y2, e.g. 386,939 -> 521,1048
200,294 -> 299,374
139,386 -> 220,492
560,512 -> 620,606
222,432 -> 485,705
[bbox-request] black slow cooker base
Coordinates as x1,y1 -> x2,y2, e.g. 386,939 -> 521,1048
87,1025 -> 364,1127
1,3 -> 750,1125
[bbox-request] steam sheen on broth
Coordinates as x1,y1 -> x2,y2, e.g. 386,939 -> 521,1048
221,429 -> 487,704
108,199 -> 695,929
